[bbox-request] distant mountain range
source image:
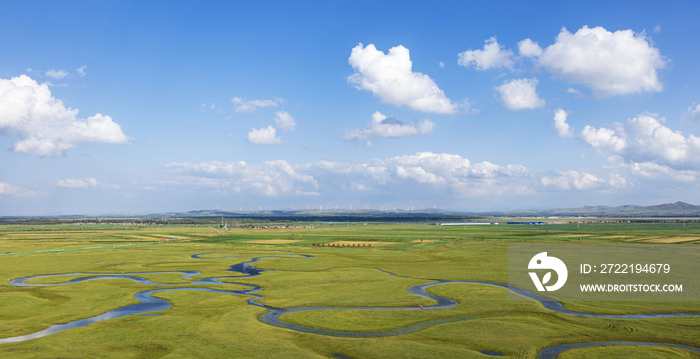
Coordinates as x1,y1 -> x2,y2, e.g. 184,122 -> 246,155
482,201 -> 700,217
5,202 -> 699,221
143,201 -> 700,219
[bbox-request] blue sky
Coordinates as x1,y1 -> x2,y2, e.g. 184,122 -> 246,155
2,1 -> 700,215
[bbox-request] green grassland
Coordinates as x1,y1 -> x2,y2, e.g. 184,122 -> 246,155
559,345 -> 698,359
0,221 -> 699,358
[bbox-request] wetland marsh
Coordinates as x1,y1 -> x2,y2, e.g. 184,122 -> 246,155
1,221 -> 699,358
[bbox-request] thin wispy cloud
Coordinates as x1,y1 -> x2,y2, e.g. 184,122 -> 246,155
45,69 -> 69,79
0,182 -> 45,197
231,97 -> 285,113
76,65 -> 87,77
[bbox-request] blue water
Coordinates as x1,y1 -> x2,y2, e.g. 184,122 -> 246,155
2,251 -> 699,357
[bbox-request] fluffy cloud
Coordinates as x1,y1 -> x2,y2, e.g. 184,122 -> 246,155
165,152 -> 648,199
166,160 -> 318,197
458,37 -> 514,70
299,152 -> 531,197
348,43 -> 457,114
45,69 -> 68,79
388,152 -> 529,180
273,111 -> 296,133
495,78 -> 546,110
460,26 -> 667,97
518,38 -> 543,57
341,111 -> 435,142
0,182 -> 45,197
580,125 -> 627,153
0,75 -> 129,157
606,155 -> 698,182
608,173 -> 627,189
231,97 -> 284,113
540,171 -> 606,190
246,111 -> 295,143
247,126 -> 282,145
165,152 -> 533,199
553,109 -> 573,137
538,26 -> 667,97
580,114 -> 700,165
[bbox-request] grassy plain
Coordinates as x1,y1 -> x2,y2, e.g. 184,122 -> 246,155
0,220 -> 699,358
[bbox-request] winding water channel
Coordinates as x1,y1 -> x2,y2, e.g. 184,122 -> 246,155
2,252 -> 699,358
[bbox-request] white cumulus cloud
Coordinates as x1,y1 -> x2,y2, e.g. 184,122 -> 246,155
45,69 -> 68,79
518,38 -> 543,57
606,155 -> 698,182
537,26 -> 667,97
247,125 -> 282,145
347,43 -> 457,114
273,111 -> 296,133
553,109 -> 573,137
0,75 -> 129,157
580,114 -> 700,165
231,97 -> 284,113
608,173 -> 627,188
341,111 -> 435,142
166,160 -> 318,197
540,171 -> 605,191
580,125 -> 627,154
495,78 -> 546,110
300,152 -> 531,197
0,182 -> 45,197
458,37 -> 514,70
164,152 -> 651,199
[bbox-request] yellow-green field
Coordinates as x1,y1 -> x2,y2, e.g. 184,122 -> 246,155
0,222 -> 699,358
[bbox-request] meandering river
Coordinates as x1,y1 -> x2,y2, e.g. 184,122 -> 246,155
2,252 -> 698,358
